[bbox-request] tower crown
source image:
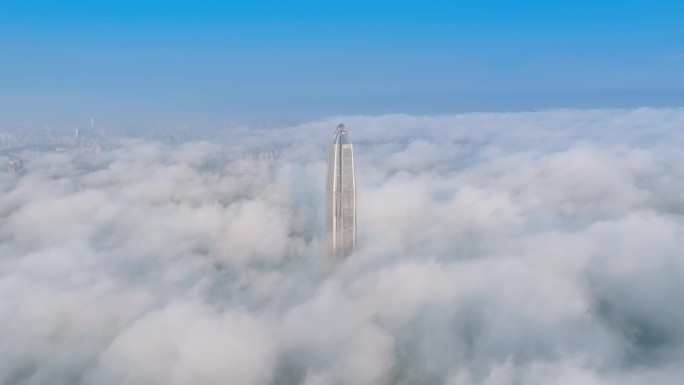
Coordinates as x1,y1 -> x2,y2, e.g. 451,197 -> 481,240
332,123 -> 352,145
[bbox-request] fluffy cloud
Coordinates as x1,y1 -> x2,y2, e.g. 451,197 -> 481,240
1,107 -> 684,385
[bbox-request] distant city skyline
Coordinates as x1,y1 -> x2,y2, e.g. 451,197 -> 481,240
1,0 -> 683,124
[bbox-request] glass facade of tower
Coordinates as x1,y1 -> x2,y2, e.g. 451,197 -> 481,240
326,124 -> 356,257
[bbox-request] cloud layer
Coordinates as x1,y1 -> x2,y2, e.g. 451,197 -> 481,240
2,108 -> 684,385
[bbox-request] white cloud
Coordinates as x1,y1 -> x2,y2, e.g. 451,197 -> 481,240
2,107 -> 684,384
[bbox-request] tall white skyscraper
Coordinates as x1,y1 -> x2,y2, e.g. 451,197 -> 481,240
326,123 -> 356,257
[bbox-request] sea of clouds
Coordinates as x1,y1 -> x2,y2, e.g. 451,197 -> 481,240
1,107 -> 684,385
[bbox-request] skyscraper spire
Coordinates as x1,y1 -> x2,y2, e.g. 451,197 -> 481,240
326,123 -> 356,257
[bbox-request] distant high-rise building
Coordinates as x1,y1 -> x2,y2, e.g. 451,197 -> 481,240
326,123 -> 356,257
8,158 -> 23,178
0,133 -> 17,149
74,128 -> 82,147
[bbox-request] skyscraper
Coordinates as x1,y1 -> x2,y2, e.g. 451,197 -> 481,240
326,123 -> 356,257
74,128 -> 82,148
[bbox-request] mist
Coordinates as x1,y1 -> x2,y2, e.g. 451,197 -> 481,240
2,108 -> 684,385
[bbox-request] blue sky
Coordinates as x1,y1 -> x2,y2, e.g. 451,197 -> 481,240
1,0 -> 683,124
